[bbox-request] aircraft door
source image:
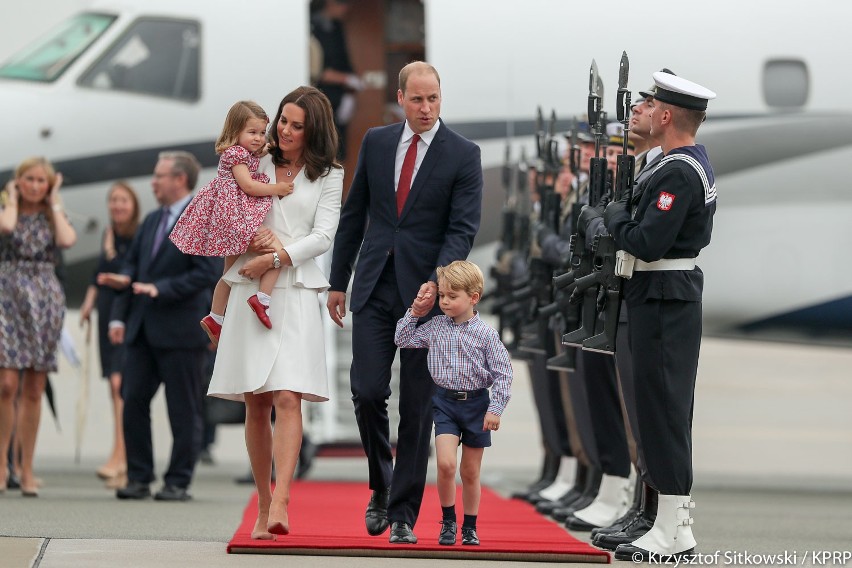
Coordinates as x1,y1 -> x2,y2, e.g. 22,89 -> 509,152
311,0 -> 424,195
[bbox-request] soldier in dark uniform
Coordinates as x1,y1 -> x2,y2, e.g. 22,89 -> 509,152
536,127 -> 632,525
598,71 -> 717,560
585,83 -> 668,552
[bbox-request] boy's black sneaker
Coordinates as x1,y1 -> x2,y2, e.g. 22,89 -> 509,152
438,520 -> 457,545
461,526 -> 480,545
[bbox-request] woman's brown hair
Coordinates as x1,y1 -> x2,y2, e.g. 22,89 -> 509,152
108,180 -> 141,238
267,86 -> 341,182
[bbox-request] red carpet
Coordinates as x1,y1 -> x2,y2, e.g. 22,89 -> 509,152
228,481 -> 610,562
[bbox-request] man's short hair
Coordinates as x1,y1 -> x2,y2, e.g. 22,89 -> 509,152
159,151 -> 201,190
398,61 -> 441,94
436,260 -> 484,297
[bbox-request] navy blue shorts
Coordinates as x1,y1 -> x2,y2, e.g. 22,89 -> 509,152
432,387 -> 491,448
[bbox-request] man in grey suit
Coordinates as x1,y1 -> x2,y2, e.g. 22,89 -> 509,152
327,61 -> 482,544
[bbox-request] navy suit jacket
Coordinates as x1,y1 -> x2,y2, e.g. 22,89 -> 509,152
329,119 -> 482,313
111,204 -> 222,350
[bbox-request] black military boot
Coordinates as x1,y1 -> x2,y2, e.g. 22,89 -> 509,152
564,473 -> 632,531
535,461 -> 588,514
593,482 -> 657,551
614,494 -> 696,561
590,474 -> 642,539
551,466 -> 602,522
511,450 -> 560,501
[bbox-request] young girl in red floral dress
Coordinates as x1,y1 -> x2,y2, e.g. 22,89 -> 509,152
170,101 -> 293,342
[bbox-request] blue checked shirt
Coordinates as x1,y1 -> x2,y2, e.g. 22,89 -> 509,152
394,310 -> 513,415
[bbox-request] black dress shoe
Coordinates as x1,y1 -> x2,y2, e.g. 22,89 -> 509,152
536,488 -> 584,515
551,493 -> 596,522
461,526 -> 480,545
154,485 -> 192,501
564,513 -> 598,531
593,514 -> 654,550
365,487 -> 391,536
593,483 -> 657,550
591,503 -> 640,539
116,480 -> 151,500
389,521 -> 417,544
438,520 -> 457,545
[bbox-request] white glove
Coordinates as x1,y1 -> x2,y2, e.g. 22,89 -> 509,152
336,93 -> 356,125
345,74 -> 365,91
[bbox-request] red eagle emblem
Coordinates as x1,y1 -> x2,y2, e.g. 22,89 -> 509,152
656,192 -> 675,211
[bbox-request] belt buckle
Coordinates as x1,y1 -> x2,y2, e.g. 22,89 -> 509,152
456,391 -> 467,401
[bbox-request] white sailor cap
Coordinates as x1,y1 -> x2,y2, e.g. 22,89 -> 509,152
606,122 -> 624,137
606,122 -> 635,149
652,72 -> 716,111
638,68 -> 676,100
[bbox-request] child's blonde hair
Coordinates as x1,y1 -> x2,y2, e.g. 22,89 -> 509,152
436,260 -> 484,297
215,101 -> 269,155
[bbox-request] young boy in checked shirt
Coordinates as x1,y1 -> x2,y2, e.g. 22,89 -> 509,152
394,260 -> 513,547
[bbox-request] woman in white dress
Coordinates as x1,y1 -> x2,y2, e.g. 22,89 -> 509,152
207,86 -> 342,539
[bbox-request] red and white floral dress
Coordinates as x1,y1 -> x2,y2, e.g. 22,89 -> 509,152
170,145 -> 272,256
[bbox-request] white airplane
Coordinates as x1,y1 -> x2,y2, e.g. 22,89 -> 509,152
1,0 -> 851,340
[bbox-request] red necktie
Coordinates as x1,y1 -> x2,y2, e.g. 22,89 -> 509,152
396,134 -> 420,216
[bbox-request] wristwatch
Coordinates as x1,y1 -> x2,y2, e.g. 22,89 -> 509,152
272,251 -> 281,269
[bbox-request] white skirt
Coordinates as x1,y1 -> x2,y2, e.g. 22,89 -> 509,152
207,278 -> 329,402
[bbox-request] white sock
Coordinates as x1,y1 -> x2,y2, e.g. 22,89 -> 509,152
257,292 -> 271,307
209,312 -> 224,325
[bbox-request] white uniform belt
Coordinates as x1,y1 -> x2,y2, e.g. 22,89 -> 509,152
634,258 -> 696,271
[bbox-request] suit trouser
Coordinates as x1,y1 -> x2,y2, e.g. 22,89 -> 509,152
628,298 -> 701,495
351,259 -> 434,527
122,334 -> 205,488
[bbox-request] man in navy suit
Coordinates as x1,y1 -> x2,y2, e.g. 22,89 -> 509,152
102,151 -> 221,501
328,61 -> 482,544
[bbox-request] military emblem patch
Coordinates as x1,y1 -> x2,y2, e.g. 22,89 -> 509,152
656,192 -> 675,211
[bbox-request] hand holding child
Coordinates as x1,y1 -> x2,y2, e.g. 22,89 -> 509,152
483,412 -> 500,432
410,280 -> 437,317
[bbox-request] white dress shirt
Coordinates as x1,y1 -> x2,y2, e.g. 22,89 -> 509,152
394,120 -> 440,193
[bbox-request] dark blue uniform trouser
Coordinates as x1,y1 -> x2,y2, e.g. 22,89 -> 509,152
628,298 -> 701,495
350,259 -> 435,528
579,349 -> 631,478
122,336 -> 205,488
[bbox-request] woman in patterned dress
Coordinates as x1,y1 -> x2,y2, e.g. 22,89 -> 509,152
79,181 -> 140,488
0,157 -> 77,496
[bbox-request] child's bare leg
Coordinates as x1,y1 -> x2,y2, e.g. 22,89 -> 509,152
459,445 -> 485,516
211,256 -> 239,316
435,434 -> 460,507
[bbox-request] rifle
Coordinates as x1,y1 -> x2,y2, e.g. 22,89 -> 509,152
491,145 -> 533,353
562,59 -> 609,348
568,52 -> 635,354
516,108 -> 564,358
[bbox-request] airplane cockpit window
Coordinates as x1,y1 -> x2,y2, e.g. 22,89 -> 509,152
0,13 -> 116,82
78,18 -> 200,101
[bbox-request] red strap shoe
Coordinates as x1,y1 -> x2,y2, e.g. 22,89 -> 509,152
199,315 -> 222,346
247,295 -> 272,329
